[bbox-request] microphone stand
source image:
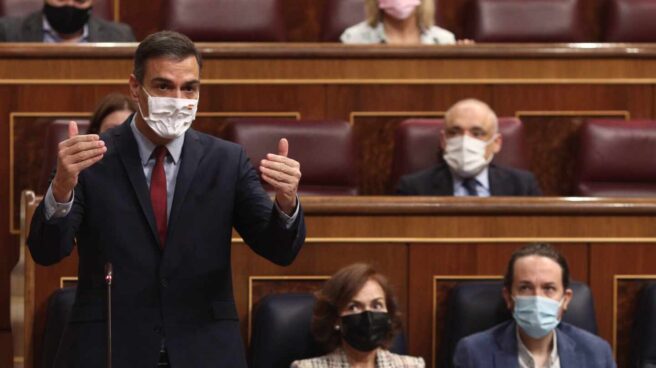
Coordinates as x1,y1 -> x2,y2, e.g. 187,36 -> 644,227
105,262 -> 113,368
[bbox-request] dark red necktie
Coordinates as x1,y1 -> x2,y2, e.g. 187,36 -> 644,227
150,146 -> 168,249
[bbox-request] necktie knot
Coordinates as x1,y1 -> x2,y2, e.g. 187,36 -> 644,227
153,146 -> 167,162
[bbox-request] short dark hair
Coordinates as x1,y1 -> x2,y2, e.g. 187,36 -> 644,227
311,263 -> 402,353
133,31 -> 203,83
503,243 -> 570,290
87,93 -> 137,135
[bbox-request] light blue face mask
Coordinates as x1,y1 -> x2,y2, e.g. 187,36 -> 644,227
512,295 -> 563,339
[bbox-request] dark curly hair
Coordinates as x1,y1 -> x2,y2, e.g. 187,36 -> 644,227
311,263 -> 403,352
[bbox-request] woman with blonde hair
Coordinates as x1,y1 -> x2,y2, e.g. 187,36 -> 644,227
291,263 -> 424,367
341,0 -> 455,45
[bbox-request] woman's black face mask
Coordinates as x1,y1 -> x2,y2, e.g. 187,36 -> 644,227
340,311 -> 392,352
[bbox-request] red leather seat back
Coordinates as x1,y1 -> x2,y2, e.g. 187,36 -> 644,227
390,117 -> 527,186
320,0 -> 365,42
224,119 -> 358,195
38,119 -> 90,193
464,0 -> 585,42
163,0 -> 286,42
575,119 -> 656,197
603,0 -> 656,42
0,0 -> 113,20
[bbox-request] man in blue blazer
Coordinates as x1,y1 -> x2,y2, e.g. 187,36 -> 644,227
28,31 -> 305,367
453,244 -> 616,368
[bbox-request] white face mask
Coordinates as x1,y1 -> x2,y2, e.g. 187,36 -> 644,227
138,87 -> 198,139
443,134 -> 496,178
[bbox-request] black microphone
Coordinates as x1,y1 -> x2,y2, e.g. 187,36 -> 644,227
105,262 -> 113,368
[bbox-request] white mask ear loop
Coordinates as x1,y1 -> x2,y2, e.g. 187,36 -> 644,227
137,87 -> 151,121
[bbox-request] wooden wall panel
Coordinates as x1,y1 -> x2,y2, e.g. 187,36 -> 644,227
520,114 -> 628,196
614,278 -> 656,368
589,244 -> 656,365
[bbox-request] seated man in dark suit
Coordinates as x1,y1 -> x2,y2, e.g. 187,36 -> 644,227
453,243 -> 616,368
396,99 -> 541,196
0,0 -> 135,42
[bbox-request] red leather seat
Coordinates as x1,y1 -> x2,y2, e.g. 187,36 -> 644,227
603,0 -> 656,42
575,119 -> 656,197
464,0 -> 584,42
38,119 -> 90,194
224,119 -> 358,195
0,0 -> 113,20
390,117 -> 527,188
320,0 -> 365,42
162,0 -> 286,42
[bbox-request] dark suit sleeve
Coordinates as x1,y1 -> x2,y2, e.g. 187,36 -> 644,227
395,175 -> 418,195
0,19 -> 7,42
27,184 -> 84,266
232,148 -> 305,266
525,172 -> 543,196
116,23 -> 136,42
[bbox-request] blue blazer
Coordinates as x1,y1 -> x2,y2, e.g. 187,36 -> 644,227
28,120 -> 306,368
453,320 -> 616,368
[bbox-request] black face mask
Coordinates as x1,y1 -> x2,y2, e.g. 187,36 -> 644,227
43,3 -> 91,35
340,311 -> 392,352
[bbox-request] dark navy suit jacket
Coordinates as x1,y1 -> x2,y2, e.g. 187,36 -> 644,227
453,320 -> 616,368
396,163 -> 542,196
28,121 -> 306,367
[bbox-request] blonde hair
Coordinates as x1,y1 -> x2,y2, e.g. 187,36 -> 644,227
365,0 -> 435,30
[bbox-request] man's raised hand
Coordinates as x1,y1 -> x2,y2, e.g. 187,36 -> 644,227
260,138 -> 301,215
51,121 -> 106,202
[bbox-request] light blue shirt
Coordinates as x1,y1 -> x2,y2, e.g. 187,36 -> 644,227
452,167 -> 491,197
42,16 -> 89,43
45,115 -> 299,227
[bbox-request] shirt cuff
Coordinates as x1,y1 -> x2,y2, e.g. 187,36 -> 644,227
274,196 -> 300,230
44,184 -> 74,220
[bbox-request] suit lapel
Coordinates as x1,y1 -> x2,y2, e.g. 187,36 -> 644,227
557,327 -> 584,367
114,122 -> 160,247
493,321 -> 520,368
167,129 -> 205,235
432,165 -> 455,195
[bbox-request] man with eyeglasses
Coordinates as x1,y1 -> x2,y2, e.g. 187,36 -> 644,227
396,98 -> 541,196
0,0 -> 134,42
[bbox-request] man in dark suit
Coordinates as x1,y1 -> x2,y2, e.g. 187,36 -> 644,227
453,244 -> 616,368
0,0 -> 134,42
396,99 -> 541,196
28,31 -> 305,367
